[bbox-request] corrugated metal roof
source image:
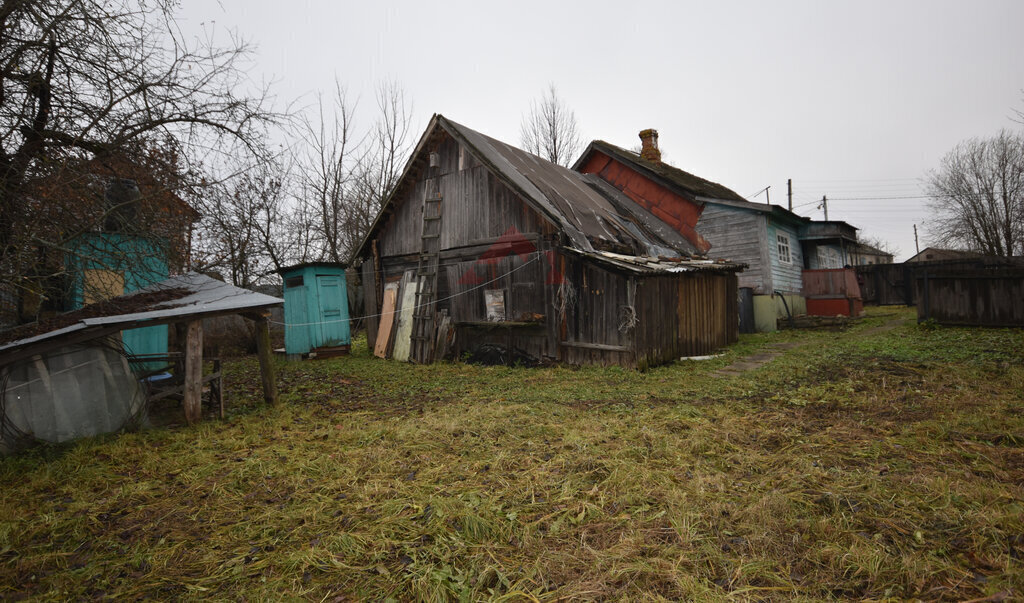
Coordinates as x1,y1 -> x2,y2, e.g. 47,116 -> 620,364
0,273 -> 281,363
441,116 -> 703,257
567,248 -> 746,275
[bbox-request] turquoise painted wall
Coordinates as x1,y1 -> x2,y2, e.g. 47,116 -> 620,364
66,233 -> 169,359
280,264 -> 350,355
766,221 -> 804,294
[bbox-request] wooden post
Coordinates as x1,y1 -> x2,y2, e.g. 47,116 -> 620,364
253,311 -> 279,406
183,319 -> 203,425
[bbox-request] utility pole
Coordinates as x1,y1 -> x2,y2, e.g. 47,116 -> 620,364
787,179 -> 792,211
765,186 -> 770,205
913,224 -> 920,254
821,195 -> 829,221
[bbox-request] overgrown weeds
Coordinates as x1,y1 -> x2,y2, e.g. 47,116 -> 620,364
1,307 -> 1021,600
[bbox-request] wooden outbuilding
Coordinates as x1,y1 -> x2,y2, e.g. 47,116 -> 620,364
278,262 -> 351,358
356,115 -> 743,369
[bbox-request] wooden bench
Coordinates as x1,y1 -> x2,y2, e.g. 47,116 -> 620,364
132,353 -> 224,420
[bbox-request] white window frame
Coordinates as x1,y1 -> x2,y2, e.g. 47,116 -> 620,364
776,232 -> 792,264
817,246 -> 841,269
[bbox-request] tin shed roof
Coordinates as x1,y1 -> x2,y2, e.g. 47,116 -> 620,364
358,114 -> 713,260
0,273 -> 282,366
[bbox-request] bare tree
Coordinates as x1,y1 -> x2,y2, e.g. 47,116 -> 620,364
925,130 -> 1024,258
520,84 -> 583,167
192,154 -> 294,287
296,83 -> 361,264
295,80 -> 413,264
0,0 -> 272,319
350,82 -> 413,253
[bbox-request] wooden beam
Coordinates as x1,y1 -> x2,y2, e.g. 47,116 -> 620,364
183,319 -> 203,425
253,311 -> 279,407
559,341 -> 631,353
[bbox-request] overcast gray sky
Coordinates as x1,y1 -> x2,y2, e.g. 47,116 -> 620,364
178,0 -> 1023,261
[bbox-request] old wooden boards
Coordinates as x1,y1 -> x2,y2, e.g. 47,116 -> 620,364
182,319 -> 203,425
373,283 -> 398,358
392,271 -> 418,362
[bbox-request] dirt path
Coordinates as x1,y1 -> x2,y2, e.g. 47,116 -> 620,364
859,317 -> 913,337
714,342 -> 804,377
715,317 -> 911,377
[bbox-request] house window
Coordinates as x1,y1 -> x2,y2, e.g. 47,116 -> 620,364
776,233 -> 792,264
817,247 -> 841,269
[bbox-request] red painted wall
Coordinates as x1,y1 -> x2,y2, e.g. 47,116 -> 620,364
579,152 -> 711,253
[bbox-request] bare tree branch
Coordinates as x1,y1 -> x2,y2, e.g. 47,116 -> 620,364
925,130 -> 1024,257
519,84 -> 582,167
0,0 -> 275,313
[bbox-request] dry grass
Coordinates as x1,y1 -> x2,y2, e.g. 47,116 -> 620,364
1,307 -> 1022,601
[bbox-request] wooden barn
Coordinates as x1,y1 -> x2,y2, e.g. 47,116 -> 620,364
356,115 -> 743,369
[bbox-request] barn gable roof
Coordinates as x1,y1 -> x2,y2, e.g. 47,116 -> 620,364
356,114 -> 705,260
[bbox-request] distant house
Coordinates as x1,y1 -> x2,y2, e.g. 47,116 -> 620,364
356,115 -> 744,369
2,156 -> 200,329
576,130 -> 867,331
906,247 -> 984,263
0,161 -> 201,366
849,241 -> 895,266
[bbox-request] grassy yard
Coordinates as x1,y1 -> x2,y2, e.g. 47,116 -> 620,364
1,307 -> 1022,601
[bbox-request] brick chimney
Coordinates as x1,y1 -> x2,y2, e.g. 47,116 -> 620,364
638,128 -> 661,162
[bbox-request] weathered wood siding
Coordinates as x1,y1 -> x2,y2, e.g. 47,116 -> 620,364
557,254 -> 636,367
366,128 -> 741,368
697,205 -> 770,293
633,271 -> 738,368
361,260 -> 379,350
766,221 -> 804,294
370,133 -> 563,362
915,267 -> 1024,326
379,137 -> 555,259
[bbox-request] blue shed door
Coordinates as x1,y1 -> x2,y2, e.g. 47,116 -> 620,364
315,275 -> 349,347
283,280 -> 310,355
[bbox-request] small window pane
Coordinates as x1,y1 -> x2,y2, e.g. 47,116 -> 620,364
776,233 -> 791,264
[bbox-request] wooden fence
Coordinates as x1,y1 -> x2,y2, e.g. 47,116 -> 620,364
857,258 -> 1024,307
916,266 -> 1024,327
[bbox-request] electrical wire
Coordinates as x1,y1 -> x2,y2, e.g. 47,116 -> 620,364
272,253 -> 543,328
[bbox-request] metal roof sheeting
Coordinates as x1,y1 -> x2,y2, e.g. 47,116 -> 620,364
443,116 -> 703,257
0,273 -> 281,363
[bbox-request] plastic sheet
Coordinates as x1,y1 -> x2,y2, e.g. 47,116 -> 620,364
1,344 -> 145,452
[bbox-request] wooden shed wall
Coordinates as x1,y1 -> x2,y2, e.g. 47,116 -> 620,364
634,271 -> 738,368
364,131 -> 740,368
557,254 -> 636,367
378,136 -> 556,259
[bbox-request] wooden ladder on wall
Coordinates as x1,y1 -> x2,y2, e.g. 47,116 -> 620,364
410,192 -> 443,363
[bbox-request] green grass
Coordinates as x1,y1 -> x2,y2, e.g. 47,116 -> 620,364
1,307 -> 1022,601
